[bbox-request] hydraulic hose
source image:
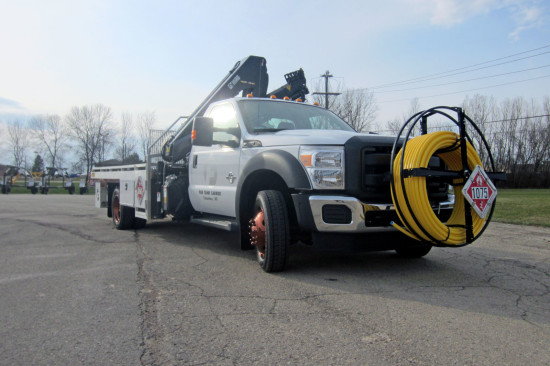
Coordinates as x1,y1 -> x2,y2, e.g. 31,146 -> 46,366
391,130 -> 485,246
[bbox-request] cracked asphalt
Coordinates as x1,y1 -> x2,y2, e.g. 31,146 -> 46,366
1,194 -> 549,365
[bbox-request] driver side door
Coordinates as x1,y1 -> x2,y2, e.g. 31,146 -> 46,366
188,102 -> 241,217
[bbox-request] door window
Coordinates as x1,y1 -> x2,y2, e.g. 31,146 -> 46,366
208,103 -> 241,147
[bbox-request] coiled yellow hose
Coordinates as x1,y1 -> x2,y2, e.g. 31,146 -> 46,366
391,131 -> 485,245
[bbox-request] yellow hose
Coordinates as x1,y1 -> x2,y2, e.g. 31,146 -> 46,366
391,131 -> 485,245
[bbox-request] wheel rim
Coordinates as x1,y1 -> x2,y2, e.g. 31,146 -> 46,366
249,209 -> 266,260
113,193 -> 121,224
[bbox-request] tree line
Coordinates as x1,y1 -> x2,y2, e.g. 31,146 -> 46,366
4,104 -> 156,180
315,87 -> 550,188
5,93 -> 549,188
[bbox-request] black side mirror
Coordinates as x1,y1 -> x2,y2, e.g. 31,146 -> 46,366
192,117 -> 214,147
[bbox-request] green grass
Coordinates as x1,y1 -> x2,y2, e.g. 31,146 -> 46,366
492,189 -> 550,227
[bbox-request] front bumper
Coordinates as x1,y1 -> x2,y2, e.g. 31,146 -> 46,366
292,194 -> 454,233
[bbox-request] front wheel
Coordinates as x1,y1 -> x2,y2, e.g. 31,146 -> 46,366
395,243 -> 432,258
112,188 -> 134,230
249,190 -> 290,272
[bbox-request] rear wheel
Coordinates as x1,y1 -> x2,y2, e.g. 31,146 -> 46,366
249,190 -> 289,272
112,188 -> 134,230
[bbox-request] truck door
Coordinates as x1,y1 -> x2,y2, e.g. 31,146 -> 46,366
188,102 -> 241,217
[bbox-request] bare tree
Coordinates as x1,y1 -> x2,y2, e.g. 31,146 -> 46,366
29,114 -> 67,168
382,98 -> 422,135
66,104 -> 113,179
7,120 -> 30,167
462,94 -> 497,166
312,78 -> 378,132
332,90 -> 378,132
115,112 -> 136,163
136,111 -> 156,160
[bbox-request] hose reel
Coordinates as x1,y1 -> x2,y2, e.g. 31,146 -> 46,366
390,107 -> 506,247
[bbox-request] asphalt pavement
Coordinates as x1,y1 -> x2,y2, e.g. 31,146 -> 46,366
1,194 -> 549,365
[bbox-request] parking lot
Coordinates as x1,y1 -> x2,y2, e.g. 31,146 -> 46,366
1,194 -> 549,365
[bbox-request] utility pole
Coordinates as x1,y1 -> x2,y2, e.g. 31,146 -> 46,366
313,70 -> 341,109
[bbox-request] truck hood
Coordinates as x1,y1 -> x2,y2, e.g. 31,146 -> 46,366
248,129 -> 360,147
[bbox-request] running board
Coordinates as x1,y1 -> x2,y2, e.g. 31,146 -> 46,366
190,216 -> 238,231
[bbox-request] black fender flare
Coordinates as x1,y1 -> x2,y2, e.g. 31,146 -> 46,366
235,149 -> 311,220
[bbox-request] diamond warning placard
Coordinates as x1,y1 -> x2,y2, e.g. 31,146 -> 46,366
462,165 -> 497,219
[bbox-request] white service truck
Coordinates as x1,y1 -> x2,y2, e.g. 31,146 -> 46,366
92,56 -> 503,272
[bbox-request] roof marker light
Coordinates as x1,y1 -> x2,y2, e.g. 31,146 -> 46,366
247,93 -> 254,98
270,95 -> 277,99
283,96 -> 290,100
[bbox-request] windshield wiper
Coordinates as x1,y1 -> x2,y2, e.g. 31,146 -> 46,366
253,128 -> 287,133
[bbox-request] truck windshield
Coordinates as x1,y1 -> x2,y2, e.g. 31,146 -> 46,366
237,100 -> 356,133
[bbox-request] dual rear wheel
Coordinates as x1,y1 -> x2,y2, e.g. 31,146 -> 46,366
112,187 -> 147,230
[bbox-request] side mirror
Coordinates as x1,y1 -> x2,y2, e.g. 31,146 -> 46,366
192,117 -> 214,147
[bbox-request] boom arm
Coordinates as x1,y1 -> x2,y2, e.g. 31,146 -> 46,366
162,55 -> 310,163
162,56 -> 268,162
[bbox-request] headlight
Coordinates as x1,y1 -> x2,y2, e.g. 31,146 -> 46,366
299,146 -> 344,190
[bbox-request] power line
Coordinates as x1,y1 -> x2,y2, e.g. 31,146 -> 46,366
378,74 -> 550,104
363,64 -> 550,94
312,71 -> 341,109
374,114 -> 550,133
368,44 -> 550,90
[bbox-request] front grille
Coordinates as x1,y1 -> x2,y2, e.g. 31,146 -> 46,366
322,204 -> 352,224
344,135 -> 449,204
362,146 -> 394,202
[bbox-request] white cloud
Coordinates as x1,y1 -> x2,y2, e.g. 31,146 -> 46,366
404,0 -> 548,37
508,3 -> 547,39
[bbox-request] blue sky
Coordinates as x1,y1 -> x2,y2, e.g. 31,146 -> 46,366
0,0 -> 549,133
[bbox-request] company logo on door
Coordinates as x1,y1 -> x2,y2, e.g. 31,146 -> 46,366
136,176 -> 145,204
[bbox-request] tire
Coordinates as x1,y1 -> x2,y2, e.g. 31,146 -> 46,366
2,185 -> 7,194
395,243 -> 432,258
134,217 -> 147,229
31,187 -> 38,194
112,188 -> 134,230
249,190 -> 290,272
79,187 -> 87,195
68,185 -> 75,195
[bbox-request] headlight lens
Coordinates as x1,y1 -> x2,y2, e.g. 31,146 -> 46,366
299,147 -> 344,190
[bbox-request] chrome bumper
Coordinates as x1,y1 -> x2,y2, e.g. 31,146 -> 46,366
308,195 -> 454,233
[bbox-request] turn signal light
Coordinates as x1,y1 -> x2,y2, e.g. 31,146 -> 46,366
247,93 -> 254,98
191,130 -> 196,140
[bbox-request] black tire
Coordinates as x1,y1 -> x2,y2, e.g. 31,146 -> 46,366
251,190 -> 290,272
134,217 -> 147,229
79,187 -> 87,195
395,243 -> 432,258
2,185 -> 7,194
31,187 -> 38,194
112,188 -> 134,230
68,185 -> 75,195
41,187 -> 48,194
